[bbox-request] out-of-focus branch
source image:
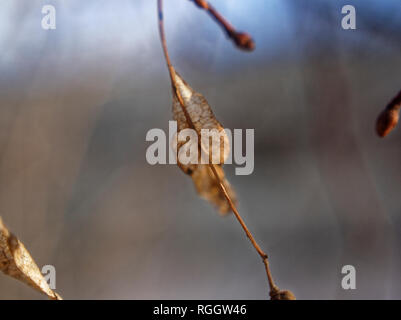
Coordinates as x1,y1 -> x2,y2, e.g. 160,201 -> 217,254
190,0 -> 255,51
376,89 -> 401,137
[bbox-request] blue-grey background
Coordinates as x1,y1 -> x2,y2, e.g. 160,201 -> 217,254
0,0 -> 400,299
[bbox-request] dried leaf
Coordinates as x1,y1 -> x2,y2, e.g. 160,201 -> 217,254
173,72 -> 230,164
192,165 -> 236,214
0,217 -> 62,300
172,71 -> 237,214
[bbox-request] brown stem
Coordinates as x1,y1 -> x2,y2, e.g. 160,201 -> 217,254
157,0 -> 280,297
191,0 -> 255,51
158,0 -> 197,130
208,163 -> 278,294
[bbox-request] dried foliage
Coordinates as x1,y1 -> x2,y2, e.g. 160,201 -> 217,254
191,165 -> 235,214
172,72 -> 236,214
158,0 -> 295,300
376,89 -> 401,137
0,217 -> 61,300
0,0 -> 294,300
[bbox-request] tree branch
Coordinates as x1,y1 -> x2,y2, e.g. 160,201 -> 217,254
190,0 -> 255,51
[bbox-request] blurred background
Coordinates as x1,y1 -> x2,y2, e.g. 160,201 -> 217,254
0,0 -> 400,299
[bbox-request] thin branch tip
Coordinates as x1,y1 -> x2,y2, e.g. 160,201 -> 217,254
190,0 -> 255,51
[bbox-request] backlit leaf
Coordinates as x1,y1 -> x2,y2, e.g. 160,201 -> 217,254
171,71 -> 237,214
0,217 -> 62,300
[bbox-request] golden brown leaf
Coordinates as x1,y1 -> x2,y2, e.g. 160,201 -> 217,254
0,217 -> 62,300
192,165 -> 236,214
171,71 -> 237,214
173,72 -> 230,163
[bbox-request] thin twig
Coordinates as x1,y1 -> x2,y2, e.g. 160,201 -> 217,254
190,0 -> 255,51
157,0 -> 284,298
158,0 -> 196,130
208,163 -> 278,294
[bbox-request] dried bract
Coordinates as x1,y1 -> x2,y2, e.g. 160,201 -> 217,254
0,217 -> 62,300
172,72 -> 237,214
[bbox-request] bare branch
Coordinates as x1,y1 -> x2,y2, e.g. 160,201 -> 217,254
191,0 -> 255,51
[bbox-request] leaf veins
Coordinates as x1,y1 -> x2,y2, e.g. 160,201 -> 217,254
172,71 -> 237,214
0,217 -> 62,300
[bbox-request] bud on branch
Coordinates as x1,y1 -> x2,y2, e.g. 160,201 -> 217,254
190,0 -> 255,51
376,89 -> 401,138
